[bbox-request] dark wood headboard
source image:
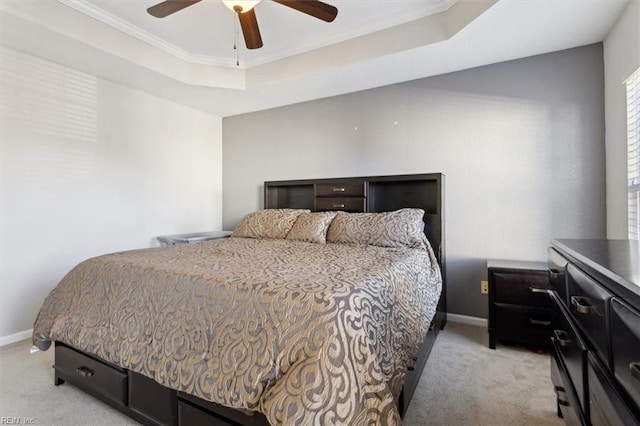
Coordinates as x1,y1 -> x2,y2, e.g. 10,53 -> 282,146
264,173 -> 446,329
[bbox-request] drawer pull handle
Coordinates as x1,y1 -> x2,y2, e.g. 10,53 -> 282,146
557,397 -> 570,407
332,188 -> 346,192
76,366 -> 94,378
530,319 -> 551,326
333,204 -> 345,208
554,385 -> 565,392
631,363 -> 640,381
549,269 -> 561,280
553,329 -> 572,347
570,296 -> 597,315
407,356 -> 418,371
529,287 -> 550,294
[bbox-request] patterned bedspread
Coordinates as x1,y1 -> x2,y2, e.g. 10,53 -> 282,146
33,237 -> 442,425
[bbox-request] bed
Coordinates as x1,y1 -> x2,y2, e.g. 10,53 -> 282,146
32,173 -> 446,425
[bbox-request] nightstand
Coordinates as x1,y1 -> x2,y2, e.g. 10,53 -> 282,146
488,260 -> 552,349
156,231 -> 232,246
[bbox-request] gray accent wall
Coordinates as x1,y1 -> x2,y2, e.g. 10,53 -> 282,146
223,44 -> 606,319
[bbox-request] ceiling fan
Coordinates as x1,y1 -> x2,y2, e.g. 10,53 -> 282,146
147,0 -> 338,50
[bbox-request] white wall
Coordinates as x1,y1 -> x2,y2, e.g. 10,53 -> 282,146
604,0 -> 640,238
0,46 -> 223,342
223,45 -> 606,319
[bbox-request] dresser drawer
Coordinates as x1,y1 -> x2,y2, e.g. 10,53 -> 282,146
588,352 -> 640,426
55,344 -> 127,406
494,304 -> 551,346
315,197 -> 366,212
315,182 -> 366,198
550,290 -> 589,412
493,271 -> 551,307
611,298 -> 640,411
551,344 -> 586,426
567,263 -> 612,365
548,247 -> 569,302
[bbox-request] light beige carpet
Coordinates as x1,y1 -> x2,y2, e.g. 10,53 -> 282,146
0,322 -> 562,425
403,322 -> 563,426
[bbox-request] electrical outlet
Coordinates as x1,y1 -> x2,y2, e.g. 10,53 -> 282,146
481,280 -> 489,294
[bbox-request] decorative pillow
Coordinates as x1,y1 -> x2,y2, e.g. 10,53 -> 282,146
326,208 -> 426,249
232,209 -> 309,239
286,211 -> 337,244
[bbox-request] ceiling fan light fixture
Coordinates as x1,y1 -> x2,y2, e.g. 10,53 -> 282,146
222,0 -> 261,13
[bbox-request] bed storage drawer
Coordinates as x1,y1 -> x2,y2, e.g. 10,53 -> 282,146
493,271 -> 551,307
315,182 -> 366,198
129,371 -> 177,425
548,247 -> 569,302
567,263 -> 612,365
178,392 -> 269,426
550,290 -> 589,412
54,343 -> 127,407
610,298 -> 640,411
179,401 -> 235,426
315,197 -> 366,212
588,352 -> 640,426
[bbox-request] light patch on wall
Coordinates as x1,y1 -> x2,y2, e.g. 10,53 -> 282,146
1,47 -> 98,143
1,47 -> 99,208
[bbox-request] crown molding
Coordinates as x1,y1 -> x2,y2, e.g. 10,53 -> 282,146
57,0 -> 457,70
57,0 -> 242,68
242,0 -> 457,68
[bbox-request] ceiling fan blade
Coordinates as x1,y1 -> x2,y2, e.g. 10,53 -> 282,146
147,0 -> 202,18
272,0 -> 338,22
238,9 -> 263,49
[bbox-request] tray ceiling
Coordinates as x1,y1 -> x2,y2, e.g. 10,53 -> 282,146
0,0 -> 629,117
66,0 -> 457,68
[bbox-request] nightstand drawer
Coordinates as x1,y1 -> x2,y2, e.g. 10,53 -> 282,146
493,271 -> 551,306
494,304 -> 551,346
55,344 -> 127,406
315,182 -> 366,197
488,260 -> 549,349
611,298 -> 640,410
315,197 -> 366,212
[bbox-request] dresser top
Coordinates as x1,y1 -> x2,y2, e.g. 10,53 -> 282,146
552,239 -> 640,302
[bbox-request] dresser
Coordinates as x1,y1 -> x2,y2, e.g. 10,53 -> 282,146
548,239 -> 640,425
487,260 -> 552,349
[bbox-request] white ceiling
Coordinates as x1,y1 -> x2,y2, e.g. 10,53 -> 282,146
0,0 -> 630,117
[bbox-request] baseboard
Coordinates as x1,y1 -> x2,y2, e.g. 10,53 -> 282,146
0,329 -> 33,347
447,313 -> 487,328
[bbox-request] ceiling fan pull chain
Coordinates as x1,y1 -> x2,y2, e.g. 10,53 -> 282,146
234,13 -> 240,66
